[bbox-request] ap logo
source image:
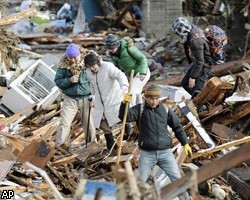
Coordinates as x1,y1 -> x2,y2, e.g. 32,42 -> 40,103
0,190 -> 14,199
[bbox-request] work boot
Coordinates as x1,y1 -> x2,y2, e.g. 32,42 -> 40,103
104,133 -> 117,157
104,133 -> 115,150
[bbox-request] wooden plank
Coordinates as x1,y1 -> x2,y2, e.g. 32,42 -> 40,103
211,123 -> 243,139
30,118 -> 60,141
160,142 -> 250,199
0,132 -> 32,143
200,105 -> 225,123
64,164 -> 77,188
17,140 -> 55,169
77,142 -> 104,162
125,161 -> 141,200
129,11 -> 140,33
230,168 -> 250,181
1,103 -> 37,126
178,102 -> 215,148
192,136 -> 250,159
104,154 -> 133,164
176,148 -> 187,168
217,102 -> 250,126
8,174 -> 39,189
0,86 -> 7,96
10,46 -> 43,57
51,154 -> 78,167
17,33 -> 56,39
193,77 -> 223,110
0,8 -> 36,27
46,162 -> 75,193
9,137 -> 26,156
32,109 -> 60,124
222,172 -> 250,199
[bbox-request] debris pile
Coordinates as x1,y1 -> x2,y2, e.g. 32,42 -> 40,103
0,1 -> 250,200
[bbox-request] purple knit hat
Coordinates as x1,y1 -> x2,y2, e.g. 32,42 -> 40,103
66,44 -> 80,58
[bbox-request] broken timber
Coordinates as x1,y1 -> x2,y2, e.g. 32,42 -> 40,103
193,77 -> 223,110
178,102 -> 215,148
192,136 -> 250,159
17,140 -> 55,169
216,102 -> 250,126
0,8 -> 36,27
153,57 -> 250,86
114,0 -> 138,26
222,172 -> 250,199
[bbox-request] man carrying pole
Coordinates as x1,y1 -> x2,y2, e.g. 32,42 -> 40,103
119,83 -> 192,200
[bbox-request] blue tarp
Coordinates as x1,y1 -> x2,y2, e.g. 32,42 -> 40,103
81,0 -> 103,23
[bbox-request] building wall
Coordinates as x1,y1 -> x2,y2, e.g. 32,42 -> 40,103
141,0 -> 182,39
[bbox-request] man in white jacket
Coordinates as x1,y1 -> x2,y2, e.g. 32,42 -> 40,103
84,53 -> 129,151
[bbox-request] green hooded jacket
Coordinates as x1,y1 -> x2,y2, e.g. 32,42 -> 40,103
110,40 -> 148,77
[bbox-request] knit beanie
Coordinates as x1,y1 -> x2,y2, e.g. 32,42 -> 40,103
66,44 -> 80,58
105,34 -> 120,49
144,83 -> 161,97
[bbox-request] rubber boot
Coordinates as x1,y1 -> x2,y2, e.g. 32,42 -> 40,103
104,133 -> 115,150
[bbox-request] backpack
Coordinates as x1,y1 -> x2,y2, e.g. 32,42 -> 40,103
205,25 -> 227,64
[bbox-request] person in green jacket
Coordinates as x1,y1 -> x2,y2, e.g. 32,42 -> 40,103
105,34 -> 150,107
54,44 -> 96,146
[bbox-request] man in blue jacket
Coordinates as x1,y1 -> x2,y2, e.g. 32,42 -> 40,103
54,44 -> 95,146
120,83 -> 192,200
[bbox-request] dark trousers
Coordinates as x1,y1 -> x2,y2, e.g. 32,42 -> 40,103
182,66 -> 210,98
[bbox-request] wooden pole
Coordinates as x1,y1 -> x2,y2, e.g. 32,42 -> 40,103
129,11 -> 140,34
11,46 -> 43,58
125,160 -> 141,200
116,70 -> 134,166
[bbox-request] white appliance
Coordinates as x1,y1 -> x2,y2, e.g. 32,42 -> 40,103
158,84 -> 191,102
0,59 -> 60,115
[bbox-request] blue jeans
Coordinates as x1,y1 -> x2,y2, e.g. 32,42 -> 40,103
139,149 -> 189,200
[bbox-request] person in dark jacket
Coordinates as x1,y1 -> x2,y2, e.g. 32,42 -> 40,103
119,83 -> 192,200
54,43 -> 96,145
172,17 -> 213,98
